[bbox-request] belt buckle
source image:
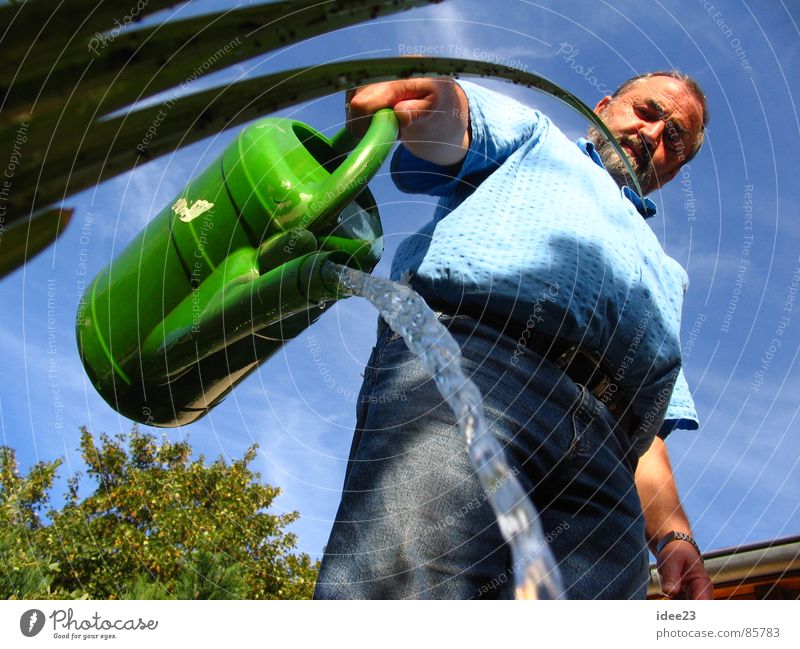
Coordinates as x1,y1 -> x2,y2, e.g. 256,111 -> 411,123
555,344 -> 613,401
554,343 -> 580,369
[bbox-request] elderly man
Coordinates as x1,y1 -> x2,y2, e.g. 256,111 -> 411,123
314,72 -> 713,600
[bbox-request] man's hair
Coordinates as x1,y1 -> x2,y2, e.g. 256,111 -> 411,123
611,70 -> 709,163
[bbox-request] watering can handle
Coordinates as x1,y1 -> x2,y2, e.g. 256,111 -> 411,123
308,108 -> 399,232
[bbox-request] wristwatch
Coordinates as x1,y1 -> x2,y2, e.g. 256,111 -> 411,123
656,531 -> 704,563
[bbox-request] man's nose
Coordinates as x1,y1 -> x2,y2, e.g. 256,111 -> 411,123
638,120 -> 665,154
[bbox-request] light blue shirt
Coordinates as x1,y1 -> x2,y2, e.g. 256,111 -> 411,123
389,80 -> 699,452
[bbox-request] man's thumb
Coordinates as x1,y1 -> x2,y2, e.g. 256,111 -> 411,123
659,562 -> 681,596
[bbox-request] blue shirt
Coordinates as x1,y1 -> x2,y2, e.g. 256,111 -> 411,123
389,80 -> 699,453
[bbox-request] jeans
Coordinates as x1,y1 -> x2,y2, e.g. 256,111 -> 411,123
314,313 -> 649,599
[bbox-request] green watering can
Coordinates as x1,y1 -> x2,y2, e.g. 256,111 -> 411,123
77,109 -> 399,426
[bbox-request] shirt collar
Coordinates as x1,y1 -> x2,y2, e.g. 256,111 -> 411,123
576,138 -> 658,219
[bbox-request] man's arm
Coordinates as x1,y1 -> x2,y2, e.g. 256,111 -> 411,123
346,78 -> 470,166
635,436 -> 713,599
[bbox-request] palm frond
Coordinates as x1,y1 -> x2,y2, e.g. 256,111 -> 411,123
0,208 -> 73,279
1,1 -> 441,229
2,0 -> 438,118
1,0 -> 637,280
0,0 -> 180,61
6,57 -> 635,226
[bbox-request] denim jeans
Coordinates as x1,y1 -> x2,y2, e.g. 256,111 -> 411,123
314,313 -> 649,599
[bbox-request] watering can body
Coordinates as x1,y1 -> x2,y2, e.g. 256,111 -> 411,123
77,109 -> 398,426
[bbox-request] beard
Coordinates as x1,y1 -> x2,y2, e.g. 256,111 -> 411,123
586,124 -> 656,195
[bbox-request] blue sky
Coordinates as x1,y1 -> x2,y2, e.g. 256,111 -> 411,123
1,0 -> 799,564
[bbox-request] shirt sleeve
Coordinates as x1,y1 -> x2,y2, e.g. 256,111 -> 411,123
390,80 -> 542,196
658,367 -> 700,439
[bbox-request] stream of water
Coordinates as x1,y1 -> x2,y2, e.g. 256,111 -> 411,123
323,261 -> 565,599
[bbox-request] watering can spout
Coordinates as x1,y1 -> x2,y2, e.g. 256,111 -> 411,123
77,109 -> 398,426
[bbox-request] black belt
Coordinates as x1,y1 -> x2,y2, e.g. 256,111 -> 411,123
420,299 -> 637,434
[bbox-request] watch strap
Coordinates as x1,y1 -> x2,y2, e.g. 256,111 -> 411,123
656,531 -> 704,562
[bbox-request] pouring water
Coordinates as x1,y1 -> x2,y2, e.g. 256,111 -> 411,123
323,261 -> 565,600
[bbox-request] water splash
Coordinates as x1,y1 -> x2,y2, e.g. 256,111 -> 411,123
323,261 -> 564,599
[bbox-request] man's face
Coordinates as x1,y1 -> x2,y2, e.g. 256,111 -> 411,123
587,76 -> 704,195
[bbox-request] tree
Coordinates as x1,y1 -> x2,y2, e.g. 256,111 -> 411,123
0,446 -> 62,597
0,426 -> 319,599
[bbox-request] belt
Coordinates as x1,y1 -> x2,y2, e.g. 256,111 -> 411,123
514,328 -> 637,436
420,298 -> 637,435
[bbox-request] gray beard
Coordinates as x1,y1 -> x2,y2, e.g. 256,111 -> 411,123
586,126 -> 655,195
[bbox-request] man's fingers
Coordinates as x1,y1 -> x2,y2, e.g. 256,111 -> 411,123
658,544 -> 714,600
346,82 -> 400,139
346,79 -> 438,138
658,555 -> 683,597
686,571 -> 714,600
391,98 -> 439,130
660,576 -> 681,597
350,79 -> 431,114
658,544 -> 692,597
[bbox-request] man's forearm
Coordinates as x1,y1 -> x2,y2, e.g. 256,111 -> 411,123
636,436 -> 713,599
634,436 -> 694,554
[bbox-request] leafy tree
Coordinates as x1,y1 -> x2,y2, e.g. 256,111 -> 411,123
0,427 -> 318,599
0,446 -> 62,597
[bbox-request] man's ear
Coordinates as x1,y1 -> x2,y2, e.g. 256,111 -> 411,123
594,95 -> 612,114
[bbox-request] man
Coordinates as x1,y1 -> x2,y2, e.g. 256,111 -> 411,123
314,72 -> 713,599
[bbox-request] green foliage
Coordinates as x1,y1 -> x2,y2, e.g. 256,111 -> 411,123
0,427 -> 319,599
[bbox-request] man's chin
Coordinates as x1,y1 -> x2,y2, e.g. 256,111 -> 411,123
587,128 -> 653,193
622,154 -> 655,194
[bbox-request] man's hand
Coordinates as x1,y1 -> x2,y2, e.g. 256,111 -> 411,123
345,78 -> 470,166
657,540 -> 714,599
